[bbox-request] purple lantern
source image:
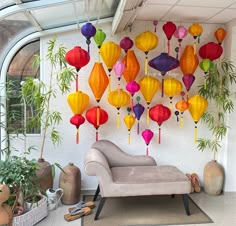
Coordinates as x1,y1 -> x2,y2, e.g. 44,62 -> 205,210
142,129 -> 154,155
81,22 -> 96,54
148,52 -> 179,97
182,74 -> 195,100
120,37 -> 134,52
133,102 -> 145,134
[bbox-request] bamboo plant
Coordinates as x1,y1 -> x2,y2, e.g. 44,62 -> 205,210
197,59 -> 236,160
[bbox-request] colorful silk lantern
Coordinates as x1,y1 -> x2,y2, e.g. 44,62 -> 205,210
199,42 -> 223,61
122,50 -> 140,83
174,26 -> 188,58
142,129 -> 154,155
81,22 -> 96,54
199,59 -> 213,89
133,96 -> 145,134
135,31 -> 158,75
182,74 -> 195,98
148,52 -> 179,97
139,75 -> 160,125
175,98 -> 189,128
149,104 -> 171,144
124,108 -> 136,144
162,21 -> 176,55
65,46 -> 90,91
93,29 -> 106,48
107,89 -> 130,128
126,80 -> 140,109
163,77 -> 183,108
215,28 -> 226,45
188,95 -> 208,143
188,23 -> 203,54
153,20 -> 158,32
88,62 -> 109,103
113,61 -> 125,89
100,41 -> 121,91
120,37 -> 134,52
86,106 -> 108,141
70,114 -> 85,144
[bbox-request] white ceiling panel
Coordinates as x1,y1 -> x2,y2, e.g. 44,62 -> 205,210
177,0 -> 236,8
161,6 -> 222,22
147,0 -> 179,5
229,3 -> 236,8
207,8 -> 236,23
136,4 -> 173,20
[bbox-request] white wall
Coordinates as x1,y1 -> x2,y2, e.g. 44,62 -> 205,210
12,20 -> 236,191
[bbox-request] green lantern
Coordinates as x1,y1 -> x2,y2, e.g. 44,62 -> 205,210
199,59 -> 213,74
93,29 -> 106,49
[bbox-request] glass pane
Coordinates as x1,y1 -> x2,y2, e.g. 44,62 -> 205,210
7,40 -> 40,134
0,0 -> 15,10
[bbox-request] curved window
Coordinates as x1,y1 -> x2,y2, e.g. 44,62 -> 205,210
7,40 -> 40,134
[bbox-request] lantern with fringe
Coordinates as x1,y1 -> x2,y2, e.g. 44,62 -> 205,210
175,97 -> 189,128
113,61 -> 125,90
162,21 -> 176,55
124,108 -> 136,144
142,129 -> 154,155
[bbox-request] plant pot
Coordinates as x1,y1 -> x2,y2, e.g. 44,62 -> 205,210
203,160 -> 224,196
13,206 -> 24,217
36,158 -> 53,192
24,194 -> 43,212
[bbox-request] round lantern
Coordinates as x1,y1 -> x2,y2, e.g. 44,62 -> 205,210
126,80 -> 140,109
124,109 -> 136,144
120,37 -> 134,52
214,28 -> 226,45
81,22 -> 96,54
188,23 -> 203,53
86,106 -> 108,141
162,21 -> 176,55
133,97 -> 145,134
199,42 -> 223,61
122,50 -> 140,83
149,104 -> 171,144
199,59 -> 213,74
93,29 -> 106,49
174,25 -> 188,58
188,95 -> 208,143
70,114 -> 85,144
142,129 -> 154,155
175,99 -> 189,128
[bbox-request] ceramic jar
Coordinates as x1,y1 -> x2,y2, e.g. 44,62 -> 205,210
0,184 -> 12,225
59,162 -> 81,204
203,160 -> 224,196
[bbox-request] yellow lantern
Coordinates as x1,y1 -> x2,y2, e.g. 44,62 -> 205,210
124,113 -> 136,144
135,31 -> 158,75
139,75 -> 160,125
188,23 -> 203,54
188,95 -> 208,143
67,91 -> 90,115
107,89 -> 130,128
163,77 -> 183,109
88,62 -> 109,103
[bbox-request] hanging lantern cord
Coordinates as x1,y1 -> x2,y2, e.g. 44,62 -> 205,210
117,109 -> 120,129
128,130 -> 131,144
194,123 -> 198,143
146,145 -> 149,156
76,127 -> 80,144
96,128 -> 98,141
145,52 -> 148,75
158,126 -> 161,144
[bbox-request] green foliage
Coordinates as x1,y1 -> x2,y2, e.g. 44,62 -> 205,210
197,59 -> 236,159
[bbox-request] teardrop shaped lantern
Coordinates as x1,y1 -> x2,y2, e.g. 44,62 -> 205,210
148,52 -> 179,97
199,42 -> 223,61
214,28 -> 226,45
86,106 -> 108,141
139,75 -> 160,126
199,59 -> 213,88
70,114 -> 85,144
188,23 -> 203,53
135,31 -> 158,75
81,22 -> 96,54
174,26 -> 188,58
175,99 -> 189,128
120,37 -> 134,52
162,21 -> 176,55
126,80 -> 140,109
133,96 -> 145,134
107,89 -> 130,128
182,74 -> 195,98
142,129 -> 154,155
163,77 -> 183,108
122,49 -> 140,83
188,95 -> 208,143
65,46 -> 90,91
93,29 -> 106,49
100,41 -> 121,91
113,61 -> 125,90
124,108 -> 136,144
149,104 -> 171,144
88,62 -> 109,103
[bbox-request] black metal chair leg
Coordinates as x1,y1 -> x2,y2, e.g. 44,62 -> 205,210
94,197 -> 106,220
93,185 -> 100,201
171,194 -> 175,198
182,194 -> 190,216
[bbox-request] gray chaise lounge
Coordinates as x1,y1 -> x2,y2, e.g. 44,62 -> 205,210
85,140 -> 191,220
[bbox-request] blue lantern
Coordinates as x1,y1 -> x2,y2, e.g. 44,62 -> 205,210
81,22 -> 96,54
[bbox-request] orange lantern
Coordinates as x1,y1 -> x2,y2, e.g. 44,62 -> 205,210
214,28 -> 226,45
139,75 -> 160,125
135,31 -> 158,75
88,62 -> 109,103
107,89 -> 130,128
163,77 -> 183,109
124,109 -> 136,144
100,41 -> 121,91
175,98 -> 189,128
188,95 -> 208,143
122,50 -> 140,83
180,45 -> 199,75
188,23 -> 203,54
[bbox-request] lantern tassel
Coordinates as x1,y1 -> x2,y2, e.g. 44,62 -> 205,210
194,125 -> 197,143
96,130 -> 98,141
137,121 -> 140,134
169,99 -> 173,112
76,75 -> 79,91
158,127 -> 161,144
178,42 -> 182,57
193,42 -> 197,55
128,132 -> 130,144
145,56 -> 148,75
180,115 -> 184,128
146,106 -> 150,126
204,77 -> 207,90
146,146 -> 149,156
131,97 -> 134,110
117,112 -> 120,129
76,128 -> 80,144
161,78 -> 164,97
96,107 -> 100,127
98,50 -> 101,62
168,40 -> 170,55
108,75 -> 111,92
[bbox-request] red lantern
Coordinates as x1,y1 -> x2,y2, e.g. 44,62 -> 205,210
149,104 -> 171,144
199,42 -> 223,61
86,106 -> 108,141
162,21 -> 176,55
70,114 -> 85,144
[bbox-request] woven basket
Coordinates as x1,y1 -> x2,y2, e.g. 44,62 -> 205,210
13,195 -> 48,226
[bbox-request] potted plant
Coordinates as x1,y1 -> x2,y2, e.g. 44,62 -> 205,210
197,59 -> 236,195
20,37 -> 75,191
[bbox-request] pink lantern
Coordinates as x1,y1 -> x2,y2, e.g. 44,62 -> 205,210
126,80 -> 140,109
113,61 -> 125,83
142,129 -> 154,155
174,26 -> 188,58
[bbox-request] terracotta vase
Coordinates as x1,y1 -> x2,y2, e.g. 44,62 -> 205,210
203,160 -> 224,196
59,162 -> 81,205
36,158 -> 53,192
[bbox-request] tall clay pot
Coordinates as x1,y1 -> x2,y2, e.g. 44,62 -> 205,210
203,160 -> 224,196
36,158 -> 53,192
59,162 -> 81,205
